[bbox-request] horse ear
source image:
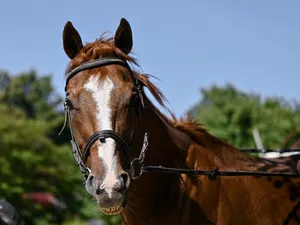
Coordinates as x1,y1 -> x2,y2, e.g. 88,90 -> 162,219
63,21 -> 83,59
114,18 -> 133,55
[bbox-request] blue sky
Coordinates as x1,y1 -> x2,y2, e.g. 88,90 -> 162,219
1,1 -> 300,117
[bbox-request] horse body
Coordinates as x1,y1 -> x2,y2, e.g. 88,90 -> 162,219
61,18 -> 300,224
120,98 -> 300,225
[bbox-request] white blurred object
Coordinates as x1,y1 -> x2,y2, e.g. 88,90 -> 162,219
259,151 -> 300,159
252,128 -> 300,158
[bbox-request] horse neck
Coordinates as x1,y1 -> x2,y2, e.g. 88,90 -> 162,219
134,99 -> 192,167
122,100 -> 193,223
122,99 -> 249,224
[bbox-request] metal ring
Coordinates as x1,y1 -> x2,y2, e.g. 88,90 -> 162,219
130,158 -> 143,180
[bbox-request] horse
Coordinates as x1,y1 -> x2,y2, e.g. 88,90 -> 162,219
61,18 -> 300,225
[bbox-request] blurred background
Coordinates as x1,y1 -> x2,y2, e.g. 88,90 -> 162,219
0,1 -> 300,224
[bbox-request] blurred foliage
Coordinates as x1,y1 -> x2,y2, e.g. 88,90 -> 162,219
0,70 -> 120,225
191,84 -> 300,149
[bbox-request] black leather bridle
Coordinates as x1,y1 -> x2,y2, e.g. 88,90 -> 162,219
60,58 -> 149,181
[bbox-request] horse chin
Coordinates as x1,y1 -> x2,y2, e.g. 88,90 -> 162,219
96,192 -> 127,215
99,204 -> 123,215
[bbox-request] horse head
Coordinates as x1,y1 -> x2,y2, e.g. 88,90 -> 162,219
62,18 -> 145,215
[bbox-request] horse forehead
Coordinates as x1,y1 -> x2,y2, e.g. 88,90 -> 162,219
83,76 -> 116,131
83,75 -> 115,98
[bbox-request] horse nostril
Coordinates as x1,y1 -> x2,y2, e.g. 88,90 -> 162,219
86,174 -> 94,187
96,188 -> 105,195
86,174 -> 104,195
120,173 -> 130,189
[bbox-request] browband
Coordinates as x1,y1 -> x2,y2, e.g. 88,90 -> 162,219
65,58 -> 132,91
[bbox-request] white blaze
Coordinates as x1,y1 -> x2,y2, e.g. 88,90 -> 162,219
84,76 -> 117,197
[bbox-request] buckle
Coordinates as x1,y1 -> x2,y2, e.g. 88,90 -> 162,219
130,158 -> 143,180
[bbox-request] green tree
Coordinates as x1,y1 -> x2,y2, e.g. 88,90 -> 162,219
0,70 -> 61,120
0,70 -> 120,225
191,84 -> 300,149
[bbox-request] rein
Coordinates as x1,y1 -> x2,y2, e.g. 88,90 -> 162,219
141,165 -> 300,180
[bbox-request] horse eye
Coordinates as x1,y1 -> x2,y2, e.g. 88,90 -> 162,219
129,92 -> 140,106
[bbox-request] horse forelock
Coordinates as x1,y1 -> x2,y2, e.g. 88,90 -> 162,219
65,34 -> 138,74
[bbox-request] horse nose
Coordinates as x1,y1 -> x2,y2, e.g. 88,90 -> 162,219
114,172 -> 130,192
86,174 -> 105,195
86,172 -> 130,196
85,173 -> 129,211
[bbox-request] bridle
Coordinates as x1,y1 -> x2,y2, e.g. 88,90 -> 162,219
60,58 -> 149,181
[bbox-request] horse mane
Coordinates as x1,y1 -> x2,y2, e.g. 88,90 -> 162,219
65,34 -> 229,148
134,72 -> 231,148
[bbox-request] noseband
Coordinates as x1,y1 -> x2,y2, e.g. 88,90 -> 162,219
60,58 -> 148,181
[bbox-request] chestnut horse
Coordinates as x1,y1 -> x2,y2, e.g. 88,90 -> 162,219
61,18 -> 300,225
